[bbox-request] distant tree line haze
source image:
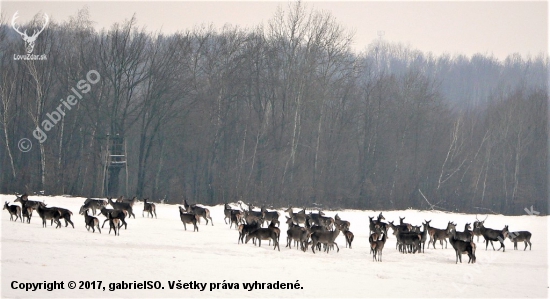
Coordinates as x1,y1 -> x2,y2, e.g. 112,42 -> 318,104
0,4 -> 547,215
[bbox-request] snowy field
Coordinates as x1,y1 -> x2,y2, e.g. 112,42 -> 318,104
1,194 -> 548,298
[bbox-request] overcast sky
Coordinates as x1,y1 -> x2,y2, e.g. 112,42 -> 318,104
1,1 -> 547,60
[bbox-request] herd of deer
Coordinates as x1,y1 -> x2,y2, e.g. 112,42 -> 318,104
4,195 -> 533,263
3,194 -> 158,236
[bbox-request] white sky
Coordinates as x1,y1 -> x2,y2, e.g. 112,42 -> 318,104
1,1 -> 548,60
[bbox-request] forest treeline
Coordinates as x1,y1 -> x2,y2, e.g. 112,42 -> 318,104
0,4 -> 547,214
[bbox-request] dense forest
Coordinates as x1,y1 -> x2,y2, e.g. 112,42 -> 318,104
0,4 -> 547,214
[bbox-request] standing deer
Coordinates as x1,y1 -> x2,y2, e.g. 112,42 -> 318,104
284,206 -> 307,226
36,203 -> 62,228
143,199 -> 157,218
430,221 -> 456,249
83,210 -> 101,233
107,212 -> 121,236
449,230 -> 476,264
472,215 -> 488,242
508,231 -> 532,251
261,206 -> 280,227
372,232 -> 387,262
178,206 -> 199,232
107,197 -> 135,219
311,227 -> 341,254
479,223 -> 508,252
184,199 -> 213,225
245,226 -> 280,251
3,202 -> 22,222
82,198 -> 108,215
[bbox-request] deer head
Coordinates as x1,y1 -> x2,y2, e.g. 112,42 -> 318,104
12,11 -> 49,54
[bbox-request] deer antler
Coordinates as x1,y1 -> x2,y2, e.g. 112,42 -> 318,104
11,12 -> 27,37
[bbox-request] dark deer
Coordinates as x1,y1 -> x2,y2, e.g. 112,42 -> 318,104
245,227 -> 280,251
238,222 -> 260,244
178,206 -> 199,232
229,210 -> 241,229
14,194 -> 42,223
184,199 -> 213,225
472,215 -> 488,242
342,227 -> 354,249
82,198 -> 107,215
95,207 -> 127,229
508,231 -> 532,251
286,219 -> 306,249
143,199 -> 157,218
108,212 -> 120,236
372,232 -> 387,262
284,206 -> 307,226
311,227 -> 340,254
83,210 -> 101,233
107,197 -> 135,219
396,231 -> 421,254
49,207 -> 74,228
261,206 -> 280,227
450,230 -> 476,264
36,203 -> 61,228
454,223 -> 473,242
479,223 -> 508,252
430,221 -> 456,249
224,203 -> 242,225
116,196 -> 139,207
334,214 -> 350,231
4,201 -> 22,222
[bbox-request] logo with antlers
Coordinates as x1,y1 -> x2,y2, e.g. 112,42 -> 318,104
11,11 -> 49,54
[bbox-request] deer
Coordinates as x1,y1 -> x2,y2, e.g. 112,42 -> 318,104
94,207 -> 127,230
243,210 -> 263,226
4,202 -> 22,222
310,226 -> 340,254
334,214 -> 350,231
267,220 -> 280,246
143,199 -> 157,218
339,224 -> 354,249
478,222 -> 508,252
399,216 -> 411,228
454,223 -> 473,242
284,206 -> 307,226
116,196 -> 139,207
35,203 -> 61,228
82,198 -> 108,215
369,232 -> 380,256
107,197 -> 135,219
286,219 -> 307,250
224,203 -> 242,225
83,210 -> 101,233
245,226 -> 280,251
229,210 -> 241,229
184,199 -> 213,225
306,210 -> 325,227
430,221 -> 456,249
449,229 -> 476,264
388,220 -> 411,250
238,221 -> 260,244
261,206 -> 280,227
14,193 -> 42,223
11,12 -> 49,54
178,206 -> 199,232
418,222 -> 429,253
508,231 -> 532,251
372,232 -> 387,262
472,215 -> 488,242
396,231 -> 421,254
48,206 -> 74,228
107,212 -> 121,236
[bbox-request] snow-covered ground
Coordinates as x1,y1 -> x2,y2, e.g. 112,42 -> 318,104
1,194 -> 548,298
